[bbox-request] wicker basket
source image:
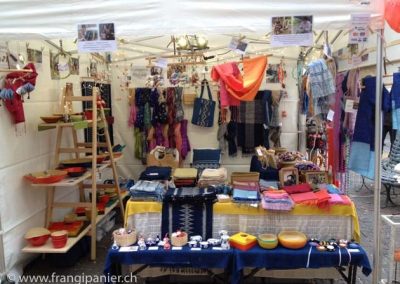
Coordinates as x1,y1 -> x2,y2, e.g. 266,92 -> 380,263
113,229 -> 137,247
171,232 -> 188,247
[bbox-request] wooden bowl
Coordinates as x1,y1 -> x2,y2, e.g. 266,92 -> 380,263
278,231 -> 307,249
40,116 -> 62,123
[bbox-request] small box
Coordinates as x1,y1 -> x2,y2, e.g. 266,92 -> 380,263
229,232 -> 257,251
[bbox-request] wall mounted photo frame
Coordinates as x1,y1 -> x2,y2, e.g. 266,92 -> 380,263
279,167 -> 299,187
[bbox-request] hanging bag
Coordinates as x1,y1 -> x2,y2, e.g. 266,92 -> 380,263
191,79 -> 215,127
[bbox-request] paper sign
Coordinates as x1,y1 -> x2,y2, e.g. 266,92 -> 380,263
271,16 -> 313,47
349,14 -> 370,44
172,247 -> 183,251
327,109 -> 335,121
345,99 -> 355,113
148,246 -> 158,251
77,23 -> 117,53
191,248 -> 201,251
351,55 -> 362,66
256,148 -> 263,156
119,246 -> 138,252
131,66 -> 148,80
228,37 -> 248,54
155,58 -> 168,68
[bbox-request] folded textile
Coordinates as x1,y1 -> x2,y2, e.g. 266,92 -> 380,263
262,190 -> 289,199
200,168 -> 227,180
283,183 -> 312,194
322,184 -> 342,194
139,166 -> 172,181
261,197 -> 294,211
232,181 -> 260,191
129,180 -> 165,201
233,188 -> 260,201
163,187 -> 216,203
314,189 -> 330,208
328,194 -> 344,204
231,172 -> 260,183
173,168 -> 198,179
290,191 -> 318,205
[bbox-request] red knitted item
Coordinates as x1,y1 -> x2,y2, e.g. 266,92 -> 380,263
283,183 -> 312,194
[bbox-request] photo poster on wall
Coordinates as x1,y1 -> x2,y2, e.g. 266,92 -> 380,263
228,37 -> 248,54
77,23 -> 117,53
49,51 -> 60,80
349,13 -> 370,44
70,57 -> 79,75
271,15 -> 313,47
266,64 -> 281,83
0,46 -> 8,68
26,48 -> 43,64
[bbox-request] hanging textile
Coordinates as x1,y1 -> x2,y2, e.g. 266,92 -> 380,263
348,76 -> 390,179
391,72 -> 400,130
211,56 -> 267,102
343,69 -> 360,137
237,91 -> 267,154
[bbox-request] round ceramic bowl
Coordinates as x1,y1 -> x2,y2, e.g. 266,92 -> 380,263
278,231 -> 307,249
25,227 -> 51,246
257,233 -> 278,249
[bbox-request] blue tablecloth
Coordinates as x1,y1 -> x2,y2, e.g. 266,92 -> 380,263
232,244 -> 372,284
104,246 -> 233,284
104,244 -> 371,284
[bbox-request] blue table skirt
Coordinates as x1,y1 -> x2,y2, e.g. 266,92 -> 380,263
104,244 -> 371,284
232,244 -> 372,284
104,246 -> 233,284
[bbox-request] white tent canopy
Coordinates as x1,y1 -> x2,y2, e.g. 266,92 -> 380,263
0,0 -> 383,39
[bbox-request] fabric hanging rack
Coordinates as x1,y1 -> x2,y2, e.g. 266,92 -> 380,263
0,68 -> 33,73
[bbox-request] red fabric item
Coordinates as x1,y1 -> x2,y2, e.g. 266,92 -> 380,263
4,63 -> 38,124
290,191 -> 317,205
283,183 -> 312,194
314,189 -> 331,208
385,0 -> 400,32
211,56 -> 267,102
327,126 -> 336,184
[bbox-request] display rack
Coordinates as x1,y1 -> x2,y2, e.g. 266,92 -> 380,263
22,87 -> 125,260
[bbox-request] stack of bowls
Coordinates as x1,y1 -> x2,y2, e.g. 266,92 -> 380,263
50,230 -> 68,248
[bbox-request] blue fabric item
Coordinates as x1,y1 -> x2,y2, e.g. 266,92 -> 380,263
325,184 -> 342,194
139,166 -> 172,181
349,76 -> 389,179
129,180 -> 165,201
250,155 -> 279,180
232,244 -> 372,284
392,73 -> 400,130
232,189 -> 260,201
104,246 -> 233,284
192,148 -> 221,164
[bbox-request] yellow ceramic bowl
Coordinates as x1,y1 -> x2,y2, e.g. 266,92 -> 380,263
278,231 -> 307,249
257,233 -> 278,249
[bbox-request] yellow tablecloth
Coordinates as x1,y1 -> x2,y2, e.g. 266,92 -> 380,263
125,201 -> 360,242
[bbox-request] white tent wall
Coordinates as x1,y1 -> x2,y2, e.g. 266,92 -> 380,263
0,40 -> 106,278
111,47 -> 300,180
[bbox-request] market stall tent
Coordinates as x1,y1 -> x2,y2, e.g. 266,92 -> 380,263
0,0 -> 384,282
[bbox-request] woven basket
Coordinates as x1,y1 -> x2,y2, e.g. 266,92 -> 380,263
171,232 -> 188,247
113,229 -> 137,247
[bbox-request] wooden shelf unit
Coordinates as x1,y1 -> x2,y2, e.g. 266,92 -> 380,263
23,87 -> 125,260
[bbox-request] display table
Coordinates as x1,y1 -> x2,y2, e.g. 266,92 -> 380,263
125,201 -> 361,242
104,246 -> 233,284
104,244 -> 371,284
233,244 -> 372,284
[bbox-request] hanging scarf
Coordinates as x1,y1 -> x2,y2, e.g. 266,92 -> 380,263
180,119 -> 191,159
174,87 -> 184,122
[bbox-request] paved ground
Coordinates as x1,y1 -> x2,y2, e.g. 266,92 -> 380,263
22,142 -> 400,284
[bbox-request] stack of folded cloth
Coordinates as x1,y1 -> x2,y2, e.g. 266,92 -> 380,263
197,168 -> 228,188
285,183 -> 331,208
232,180 -> 261,203
328,194 -> 352,205
261,190 -> 294,211
259,179 -> 279,192
129,180 -> 165,201
139,166 -> 172,181
173,168 -> 198,187
163,186 -> 217,202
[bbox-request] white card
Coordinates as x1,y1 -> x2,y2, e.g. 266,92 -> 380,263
191,248 -> 201,251
327,109 -> 335,121
212,247 -> 223,250
119,246 -> 138,252
148,246 -> 158,251
345,99 -> 355,113
172,247 -> 182,250
155,58 -> 168,68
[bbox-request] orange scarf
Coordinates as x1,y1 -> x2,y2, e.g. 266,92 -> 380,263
211,56 -> 267,101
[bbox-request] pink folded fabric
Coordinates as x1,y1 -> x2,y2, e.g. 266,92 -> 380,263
263,190 -> 289,199
232,181 -> 260,191
328,194 -> 344,204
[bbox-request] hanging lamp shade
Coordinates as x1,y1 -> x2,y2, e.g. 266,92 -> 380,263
211,56 -> 267,101
385,0 -> 400,32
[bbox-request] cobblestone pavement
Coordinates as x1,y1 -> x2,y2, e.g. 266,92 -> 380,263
23,174 -> 400,284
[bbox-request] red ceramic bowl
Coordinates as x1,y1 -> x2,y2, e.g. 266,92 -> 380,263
51,230 -> 68,248
52,238 -> 68,248
99,195 -> 110,204
25,227 -> 51,246
27,235 -> 50,246
65,167 -> 86,178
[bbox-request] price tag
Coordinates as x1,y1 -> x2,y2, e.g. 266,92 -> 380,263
172,247 -> 182,251
191,248 -> 201,251
327,109 -> 335,121
119,246 -> 138,252
256,148 -> 263,156
345,99 -> 355,113
148,246 -> 158,251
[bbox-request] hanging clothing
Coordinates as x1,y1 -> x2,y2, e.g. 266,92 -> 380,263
349,76 -> 390,179
174,87 -> 184,122
211,56 -> 268,102
307,59 -> 335,117
180,119 -> 191,159
391,72 -> 400,130
237,91 -> 267,154
226,120 -> 238,156
343,69 -> 360,137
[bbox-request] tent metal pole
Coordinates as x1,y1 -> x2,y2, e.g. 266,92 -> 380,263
372,28 -> 384,284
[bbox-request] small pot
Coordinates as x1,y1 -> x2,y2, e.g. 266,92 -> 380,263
200,241 -> 209,249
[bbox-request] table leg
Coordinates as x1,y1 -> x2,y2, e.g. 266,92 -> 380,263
351,265 -> 358,284
384,184 -> 397,207
243,268 -> 261,280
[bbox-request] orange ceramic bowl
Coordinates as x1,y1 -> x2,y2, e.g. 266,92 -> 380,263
25,227 -> 51,246
278,231 -> 307,249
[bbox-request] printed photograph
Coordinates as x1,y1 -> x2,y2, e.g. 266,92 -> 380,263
27,48 -> 43,63
293,16 -> 313,34
272,17 -> 292,35
99,23 -> 115,40
279,167 -> 299,186
78,24 -> 98,41
70,57 -> 79,75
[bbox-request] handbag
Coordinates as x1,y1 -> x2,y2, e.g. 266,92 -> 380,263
191,79 -> 215,127
146,146 -> 180,169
